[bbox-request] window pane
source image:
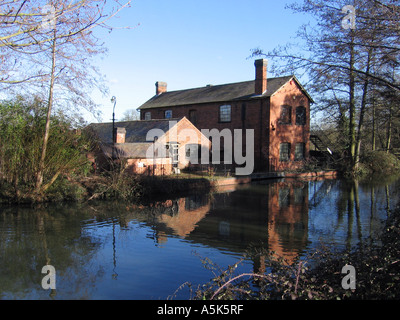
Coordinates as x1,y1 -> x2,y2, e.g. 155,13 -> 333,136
295,143 -> 305,160
294,187 -> 306,204
296,106 -> 306,125
279,188 -> 290,207
185,144 -> 200,163
279,143 -> 290,161
144,112 -> 151,120
219,105 -> 231,122
165,110 -> 172,119
279,105 -> 292,124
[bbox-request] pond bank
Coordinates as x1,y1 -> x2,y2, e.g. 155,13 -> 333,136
0,169 -> 340,204
210,170 -> 339,187
136,170 -> 340,199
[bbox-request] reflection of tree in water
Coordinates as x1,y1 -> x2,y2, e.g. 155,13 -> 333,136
0,203 -> 109,299
312,177 -> 400,251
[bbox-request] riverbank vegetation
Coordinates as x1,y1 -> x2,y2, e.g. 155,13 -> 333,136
0,97 -> 92,203
0,1 -> 131,202
0,97 -> 216,204
183,202 -> 400,300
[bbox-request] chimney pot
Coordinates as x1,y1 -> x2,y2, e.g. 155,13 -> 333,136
254,59 -> 268,95
114,127 -> 126,144
156,81 -> 167,95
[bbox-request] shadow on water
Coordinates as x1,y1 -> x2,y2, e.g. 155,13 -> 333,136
0,174 -> 399,299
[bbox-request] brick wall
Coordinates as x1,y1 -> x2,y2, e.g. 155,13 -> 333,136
141,99 -> 269,171
140,81 -> 310,172
127,158 -> 172,175
269,79 -> 310,171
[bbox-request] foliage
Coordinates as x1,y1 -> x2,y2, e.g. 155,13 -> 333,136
79,160 -> 143,202
361,150 -> 400,174
0,97 -> 92,202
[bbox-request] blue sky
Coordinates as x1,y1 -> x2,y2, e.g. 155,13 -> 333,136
88,0 -> 313,123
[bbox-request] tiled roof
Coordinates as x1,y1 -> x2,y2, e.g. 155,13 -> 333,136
137,75 -> 313,110
99,142 -> 155,159
87,119 -> 179,144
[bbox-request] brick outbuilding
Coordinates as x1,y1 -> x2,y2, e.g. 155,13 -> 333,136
138,59 -> 313,172
87,117 -> 211,175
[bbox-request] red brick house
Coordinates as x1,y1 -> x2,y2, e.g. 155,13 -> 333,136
138,59 -> 313,172
87,117 -> 211,175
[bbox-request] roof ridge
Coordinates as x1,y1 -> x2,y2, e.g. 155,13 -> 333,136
158,75 -> 294,95
138,74 -> 309,110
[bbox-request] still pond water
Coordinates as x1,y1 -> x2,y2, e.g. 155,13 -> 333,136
1,176 -> 399,300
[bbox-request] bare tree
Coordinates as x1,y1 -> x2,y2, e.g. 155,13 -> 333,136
0,0 -> 132,194
121,108 -> 140,121
252,0 -> 400,173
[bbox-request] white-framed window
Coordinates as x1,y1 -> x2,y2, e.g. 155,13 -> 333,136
165,110 -> 172,119
144,112 -> 151,120
219,104 -> 231,122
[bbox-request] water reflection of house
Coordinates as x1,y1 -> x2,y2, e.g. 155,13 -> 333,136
156,195 -> 211,241
267,181 -> 309,264
150,182 -> 309,265
124,181 -> 309,266
182,182 -> 309,265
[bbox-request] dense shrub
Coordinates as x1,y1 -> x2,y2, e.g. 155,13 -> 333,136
361,150 -> 400,174
0,97 -> 92,203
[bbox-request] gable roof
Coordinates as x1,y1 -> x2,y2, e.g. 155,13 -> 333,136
86,119 -> 177,144
138,75 -> 313,110
86,117 -> 211,159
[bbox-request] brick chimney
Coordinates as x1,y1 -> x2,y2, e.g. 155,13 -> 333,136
114,127 -> 126,143
254,59 -> 268,95
156,81 -> 167,95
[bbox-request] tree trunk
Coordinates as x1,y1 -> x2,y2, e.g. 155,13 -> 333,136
35,30 -> 57,194
348,31 -> 357,172
355,49 -> 372,169
372,97 -> 376,151
386,104 -> 392,153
